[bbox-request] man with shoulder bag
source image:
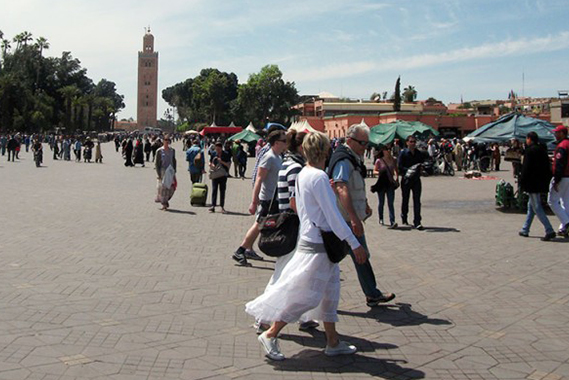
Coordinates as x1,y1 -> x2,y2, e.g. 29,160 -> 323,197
231,130 -> 288,266
328,124 -> 396,308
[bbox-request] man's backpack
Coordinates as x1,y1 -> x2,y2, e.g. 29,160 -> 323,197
193,150 -> 203,168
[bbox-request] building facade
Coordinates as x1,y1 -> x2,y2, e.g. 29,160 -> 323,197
137,29 -> 158,128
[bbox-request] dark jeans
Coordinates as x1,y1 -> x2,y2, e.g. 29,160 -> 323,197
347,234 -> 383,299
145,152 -> 151,162
211,176 -> 227,208
377,186 -> 395,224
401,179 -> 422,226
190,172 -> 202,184
239,164 -> 246,178
7,150 -> 15,161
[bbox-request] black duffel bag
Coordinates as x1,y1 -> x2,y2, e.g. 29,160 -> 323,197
258,211 -> 300,257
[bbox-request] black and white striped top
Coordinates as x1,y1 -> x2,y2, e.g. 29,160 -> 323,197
277,153 -> 305,212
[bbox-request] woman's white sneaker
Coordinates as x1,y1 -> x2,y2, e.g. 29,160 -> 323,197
324,341 -> 357,356
258,332 -> 285,361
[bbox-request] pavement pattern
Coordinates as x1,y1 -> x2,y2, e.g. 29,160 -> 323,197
0,141 -> 568,380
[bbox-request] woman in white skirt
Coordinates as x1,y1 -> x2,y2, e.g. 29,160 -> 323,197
245,132 -> 367,361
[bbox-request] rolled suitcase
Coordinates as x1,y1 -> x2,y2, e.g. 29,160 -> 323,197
190,183 -> 208,206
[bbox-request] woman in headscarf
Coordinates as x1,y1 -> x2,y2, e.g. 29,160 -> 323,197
155,135 -> 177,210
124,137 -> 134,167
133,137 -> 145,167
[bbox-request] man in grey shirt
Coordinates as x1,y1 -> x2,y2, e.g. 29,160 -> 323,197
232,130 -> 287,266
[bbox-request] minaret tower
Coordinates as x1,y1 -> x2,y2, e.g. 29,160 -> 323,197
137,27 -> 158,128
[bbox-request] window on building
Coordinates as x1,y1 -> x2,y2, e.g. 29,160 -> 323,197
562,104 -> 569,118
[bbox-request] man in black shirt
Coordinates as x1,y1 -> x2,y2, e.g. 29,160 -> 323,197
398,136 -> 426,229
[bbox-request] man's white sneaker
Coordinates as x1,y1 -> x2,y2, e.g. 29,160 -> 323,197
324,341 -> 357,357
258,332 -> 285,361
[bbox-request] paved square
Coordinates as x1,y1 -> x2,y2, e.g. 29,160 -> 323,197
0,142 -> 568,379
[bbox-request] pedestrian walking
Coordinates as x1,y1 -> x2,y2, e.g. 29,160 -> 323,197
232,130 -> 287,266
328,124 -> 395,307
548,125 -> 569,237
372,145 -> 399,228
95,141 -> 103,163
209,142 -> 231,213
186,139 -> 205,184
246,132 -> 366,361
237,144 -> 248,179
133,137 -> 145,167
124,138 -> 134,167
398,136 -> 426,229
518,132 -> 556,241
7,135 -> 18,162
154,135 -> 177,210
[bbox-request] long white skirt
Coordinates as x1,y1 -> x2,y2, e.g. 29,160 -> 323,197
245,240 -> 340,323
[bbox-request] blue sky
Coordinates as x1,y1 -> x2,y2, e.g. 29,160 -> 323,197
2,0 -> 569,121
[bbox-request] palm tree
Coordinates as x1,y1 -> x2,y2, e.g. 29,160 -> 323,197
403,85 -> 417,103
21,31 -> 33,47
34,37 -> 50,91
35,37 -> 49,57
13,33 -> 24,50
58,85 -> 80,130
1,39 -> 11,56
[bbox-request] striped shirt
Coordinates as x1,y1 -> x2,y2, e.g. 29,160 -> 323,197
277,154 -> 305,211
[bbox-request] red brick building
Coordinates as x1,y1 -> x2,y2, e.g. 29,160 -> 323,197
294,93 -> 496,138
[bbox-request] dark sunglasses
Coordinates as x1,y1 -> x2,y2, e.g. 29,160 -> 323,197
350,137 -> 369,147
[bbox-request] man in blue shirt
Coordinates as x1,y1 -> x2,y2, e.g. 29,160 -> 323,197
186,139 -> 205,184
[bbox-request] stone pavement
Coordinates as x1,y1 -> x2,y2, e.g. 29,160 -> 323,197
0,141 -> 568,380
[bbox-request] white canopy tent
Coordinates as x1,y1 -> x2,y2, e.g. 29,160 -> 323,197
245,122 -> 257,133
289,120 -> 317,133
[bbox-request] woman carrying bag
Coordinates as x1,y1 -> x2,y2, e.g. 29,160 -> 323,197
155,135 -> 177,211
246,132 -> 367,361
372,145 -> 399,228
208,141 -> 231,213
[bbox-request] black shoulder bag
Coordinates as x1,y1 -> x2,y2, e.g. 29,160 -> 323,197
257,189 -> 300,257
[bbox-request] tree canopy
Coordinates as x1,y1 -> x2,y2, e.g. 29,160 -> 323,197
163,64 -> 298,128
0,30 -> 124,133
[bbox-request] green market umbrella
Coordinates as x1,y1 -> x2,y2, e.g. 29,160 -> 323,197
227,129 -> 261,143
465,113 -> 556,145
369,121 -> 439,147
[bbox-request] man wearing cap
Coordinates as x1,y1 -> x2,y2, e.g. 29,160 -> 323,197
548,125 -> 569,237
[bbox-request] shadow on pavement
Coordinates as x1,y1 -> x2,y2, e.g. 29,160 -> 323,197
279,331 -> 398,353
222,211 -> 251,216
166,209 -> 196,215
268,348 -> 424,378
424,226 -> 460,233
338,303 -> 452,327
393,226 -> 460,233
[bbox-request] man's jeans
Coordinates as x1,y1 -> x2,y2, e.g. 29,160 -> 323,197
548,178 -> 569,228
347,234 -> 383,299
521,193 -> 554,235
401,180 -> 422,226
377,187 -> 395,224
